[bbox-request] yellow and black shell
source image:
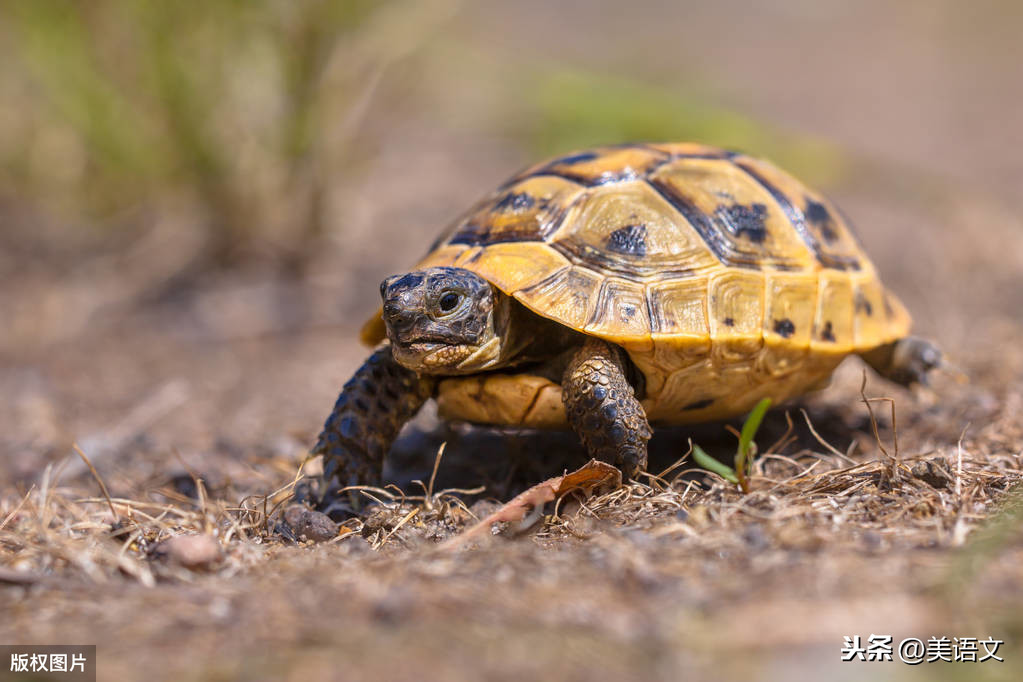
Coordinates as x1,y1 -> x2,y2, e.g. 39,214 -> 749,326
363,143 -> 912,427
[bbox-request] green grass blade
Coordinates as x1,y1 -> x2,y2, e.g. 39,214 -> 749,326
692,445 -> 739,484
738,398 -> 773,458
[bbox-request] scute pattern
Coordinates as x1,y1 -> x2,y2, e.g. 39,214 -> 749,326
708,270 -> 764,342
585,276 -> 651,345
408,142 -> 910,348
733,158 -> 865,272
851,277 -> 890,348
520,266 -> 603,330
512,145 -> 670,186
446,175 -> 585,246
648,157 -> 817,271
362,143 -> 913,426
456,241 -> 570,294
764,273 -> 818,346
549,180 -> 720,281
646,277 -> 710,338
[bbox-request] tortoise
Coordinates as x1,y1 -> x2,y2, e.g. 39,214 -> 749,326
309,142 -> 941,501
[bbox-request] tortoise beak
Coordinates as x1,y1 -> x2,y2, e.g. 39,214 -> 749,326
380,273 -> 426,337
382,301 -> 418,336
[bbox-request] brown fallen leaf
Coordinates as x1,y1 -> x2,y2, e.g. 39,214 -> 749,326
438,459 -> 621,551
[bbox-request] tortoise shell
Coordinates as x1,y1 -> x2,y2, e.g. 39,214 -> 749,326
363,143 -> 912,426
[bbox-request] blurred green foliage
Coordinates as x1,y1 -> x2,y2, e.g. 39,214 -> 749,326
0,0 -> 846,275
0,0 -> 432,269
526,69 -> 847,185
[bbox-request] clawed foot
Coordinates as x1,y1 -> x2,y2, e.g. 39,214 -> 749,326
863,336 -> 955,388
291,457 -> 363,521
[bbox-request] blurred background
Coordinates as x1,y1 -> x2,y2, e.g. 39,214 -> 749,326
1,0 -> 1021,493
3,2 -> 1023,681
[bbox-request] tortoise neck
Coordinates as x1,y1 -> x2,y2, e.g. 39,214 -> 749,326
494,293 -> 584,368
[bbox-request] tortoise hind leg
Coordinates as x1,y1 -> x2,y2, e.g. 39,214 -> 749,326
562,338 -> 653,478
860,336 -> 944,387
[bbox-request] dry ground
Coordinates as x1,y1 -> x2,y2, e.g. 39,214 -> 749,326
3,2 -> 1023,681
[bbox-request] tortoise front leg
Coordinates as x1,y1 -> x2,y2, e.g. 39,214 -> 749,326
306,344 -> 435,510
562,338 -> 653,478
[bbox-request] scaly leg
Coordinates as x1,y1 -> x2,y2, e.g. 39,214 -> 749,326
304,344 -> 435,512
561,338 -> 652,478
860,336 -> 944,387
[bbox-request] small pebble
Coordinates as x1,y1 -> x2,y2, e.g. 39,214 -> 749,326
861,530 -> 884,551
167,472 -> 199,499
159,534 -> 222,569
741,524 -> 770,551
284,505 -> 338,543
302,455 -> 324,478
371,587 -> 413,625
911,461 -> 951,489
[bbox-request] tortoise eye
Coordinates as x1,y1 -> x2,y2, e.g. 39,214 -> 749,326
438,291 -> 462,313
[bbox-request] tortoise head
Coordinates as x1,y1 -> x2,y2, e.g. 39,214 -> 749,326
380,267 -> 509,374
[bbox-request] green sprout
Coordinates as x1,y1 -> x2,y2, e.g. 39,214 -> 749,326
692,398 -> 772,494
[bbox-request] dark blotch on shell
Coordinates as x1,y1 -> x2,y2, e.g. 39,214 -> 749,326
494,192 -> 536,212
883,295 -> 895,318
855,292 -> 873,316
605,224 -> 647,256
734,160 -> 861,271
774,318 -> 796,338
821,321 -> 836,342
552,151 -> 599,166
715,203 -> 769,243
804,197 -> 839,242
682,398 -> 715,411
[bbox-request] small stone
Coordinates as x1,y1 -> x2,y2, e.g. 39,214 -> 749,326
469,499 -> 503,519
167,472 -> 199,499
284,505 -> 338,543
302,455 -> 324,478
341,535 -> 373,556
911,460 -> 951,489
158,534 -> 222,570
371,587 -> 413,625
861,530 -> 883,551
741,524 -> 770,551
685,505 -> 710,528
775,522 -> 824,551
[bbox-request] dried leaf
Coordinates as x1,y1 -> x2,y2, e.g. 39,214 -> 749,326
439,459 -> 621,550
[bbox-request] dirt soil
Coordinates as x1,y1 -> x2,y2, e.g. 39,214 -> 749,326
2,2 -> 1023,681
